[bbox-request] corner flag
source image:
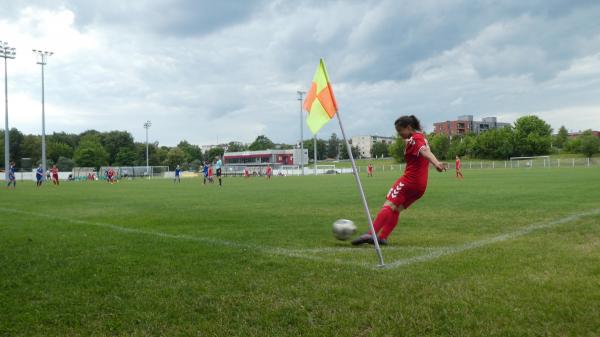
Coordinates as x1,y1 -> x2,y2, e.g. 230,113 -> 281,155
303,59 -> 338,134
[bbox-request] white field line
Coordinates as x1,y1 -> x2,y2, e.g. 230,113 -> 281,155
3,207 -> 598,270
290,246 -> 450,253
0,207 -> 365,268
382,208 -> 600,269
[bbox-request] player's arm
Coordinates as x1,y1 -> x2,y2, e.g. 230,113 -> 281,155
420,147 -> 445,172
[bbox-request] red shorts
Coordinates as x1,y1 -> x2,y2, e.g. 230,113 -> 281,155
386,178 -> 425,209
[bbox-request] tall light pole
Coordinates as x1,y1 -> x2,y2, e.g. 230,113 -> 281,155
33,49 -> 53,175
1,41 -> 16,181
297,91 -> 306,176
144,120 -> 152,178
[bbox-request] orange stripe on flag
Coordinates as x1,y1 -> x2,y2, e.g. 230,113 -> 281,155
304,82 -> 317,112
317,83 -> 338,118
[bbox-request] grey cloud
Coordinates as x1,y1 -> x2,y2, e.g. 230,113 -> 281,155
2,0 -> 600,145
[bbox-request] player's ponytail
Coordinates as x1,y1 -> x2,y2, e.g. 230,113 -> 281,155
395,115 -> 422,131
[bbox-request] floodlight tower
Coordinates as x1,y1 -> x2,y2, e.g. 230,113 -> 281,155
144,120 -> 152,178
297,90 -> 306,175
1,41 -> 16,180
33,49 -> 53,174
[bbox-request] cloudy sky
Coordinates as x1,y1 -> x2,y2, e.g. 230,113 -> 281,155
1,0 -> 600,146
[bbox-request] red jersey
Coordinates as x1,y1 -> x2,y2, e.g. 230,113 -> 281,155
400,132 -> 430,190
368,165 -> 373,172
456,159 -> 461,170
208,168 -> 213,176
266,167 -> 272,175
51,168 -> 59,176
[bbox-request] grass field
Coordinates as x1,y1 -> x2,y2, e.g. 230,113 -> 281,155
1,168 -> 599,336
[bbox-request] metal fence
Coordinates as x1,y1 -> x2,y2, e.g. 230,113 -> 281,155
352,157 -> 600,174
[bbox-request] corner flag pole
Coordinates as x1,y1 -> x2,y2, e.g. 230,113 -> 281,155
335,110 -> 385,267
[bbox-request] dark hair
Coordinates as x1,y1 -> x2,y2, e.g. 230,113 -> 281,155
395,115 -> 421,131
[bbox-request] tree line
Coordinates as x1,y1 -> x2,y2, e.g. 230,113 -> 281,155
2,115 -> 597,171
388,115 -> 600,163
0,129 -> 223,171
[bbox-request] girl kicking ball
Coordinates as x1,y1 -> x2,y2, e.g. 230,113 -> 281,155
352,115 -> 446,245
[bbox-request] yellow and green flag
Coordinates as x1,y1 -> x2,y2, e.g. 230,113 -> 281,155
303,58 -> 338,134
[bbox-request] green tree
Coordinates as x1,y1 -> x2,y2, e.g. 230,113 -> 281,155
166,147 -> 186,170
428,133 -> 450,160
579,130 -> 600,157
249,135 -> 274,151
49,132 -> 79,149
101,131 -> 135,165
513,116 -> 552,156
177,140 -> 203,163
388,137 -> 406,163
339,145 -> 360,160
472,127 -> 514,159
115,147 -> 138,166
371,142 -> 389,158
47,142 -> 74,164
73,136 -> 109,168
155,146 -> 170,166
564,137 -> 581,153
2,128 -> 25,166
303,138 -> 328,161
20,135 -> 42,164
327,133 -> 340,159
227,141 -> 247,152
554,126 -> 569,149
206,147 -> 225,162
56,156 -> 76,171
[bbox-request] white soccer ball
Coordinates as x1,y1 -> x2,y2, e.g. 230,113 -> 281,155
332,219 -> 357,241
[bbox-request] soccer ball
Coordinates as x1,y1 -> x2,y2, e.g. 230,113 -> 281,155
332,219 -> 357,241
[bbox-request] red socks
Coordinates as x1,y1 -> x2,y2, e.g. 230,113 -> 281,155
372,205 -> 400,240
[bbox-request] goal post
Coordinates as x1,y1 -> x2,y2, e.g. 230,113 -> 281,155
315,164 -> 339,175
509,156 -> 550,168
72,167 -> 97,181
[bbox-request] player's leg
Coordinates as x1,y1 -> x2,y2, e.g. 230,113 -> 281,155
379,190 -> 425,240
352,179 -> 406,245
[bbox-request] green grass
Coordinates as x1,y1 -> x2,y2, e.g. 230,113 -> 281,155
1,168 -> 599,336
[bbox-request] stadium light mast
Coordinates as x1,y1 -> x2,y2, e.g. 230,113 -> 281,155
144,120 -> 152,178
1,41 -> 15,181
33,49 -> 53,175
297,90 -> 306,176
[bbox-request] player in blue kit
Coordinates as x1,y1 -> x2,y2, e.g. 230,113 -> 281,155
6,162 -> 16,189
202,162 -> 209,185
174,165 -> 181,183
35,164 -> 44,187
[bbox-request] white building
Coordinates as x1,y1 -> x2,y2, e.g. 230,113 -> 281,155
351,135 -> 396,159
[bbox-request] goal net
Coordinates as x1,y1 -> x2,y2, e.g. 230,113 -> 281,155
98,166 -> 170,179
509,156 -> 551,168
316,164 -> 339,175
72,167 -> 97,181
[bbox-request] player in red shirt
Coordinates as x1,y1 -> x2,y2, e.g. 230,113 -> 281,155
107,168 -> 116,184
51,165 -> 60,185
352,115 -> 445,245
208,165 -> 214,183
455,155 -> 464,179
367,163 -> 374,177
266,165 -> 272,179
